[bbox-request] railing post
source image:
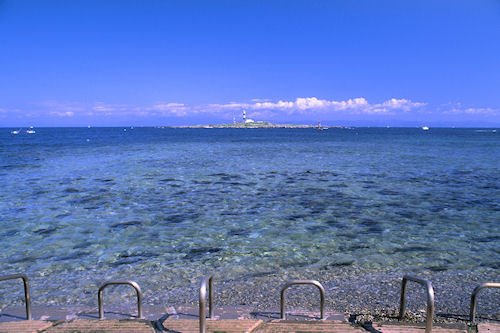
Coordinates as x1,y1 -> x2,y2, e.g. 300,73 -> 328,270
199,275 -> 214,333
398,275 -> 434,333
0,274 -> 32,320
280,280 -> 325,320
97,281 -> 143,320
469,282 -> 500,324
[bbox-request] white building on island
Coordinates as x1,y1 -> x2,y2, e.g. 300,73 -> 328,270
242,110 -> 255,123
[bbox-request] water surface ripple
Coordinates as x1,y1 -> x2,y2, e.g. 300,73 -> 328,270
0,127 -> 498,310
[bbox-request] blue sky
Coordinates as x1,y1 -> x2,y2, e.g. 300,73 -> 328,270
0,0 -> 499,127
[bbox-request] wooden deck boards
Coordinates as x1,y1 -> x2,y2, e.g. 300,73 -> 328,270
478,323 -> 500,332
161,318 -> 263,333
251,320 -> 365,333
0,318 -> 498,333
43,319 -> 155,333
0,320 -> 53,333
369,322 -> 469,333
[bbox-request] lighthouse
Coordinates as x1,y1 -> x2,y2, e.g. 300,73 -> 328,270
242,110 -> 255,124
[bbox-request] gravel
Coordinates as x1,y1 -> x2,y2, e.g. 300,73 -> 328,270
1,267 -> 498,324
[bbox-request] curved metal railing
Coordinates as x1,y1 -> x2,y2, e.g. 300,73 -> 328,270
469,282 -> 500,324
0,274 -> 32,320
398,275 -> 434,333
199,275 -> 214,333
97,280 -> 143,320
280,280 -> 325,320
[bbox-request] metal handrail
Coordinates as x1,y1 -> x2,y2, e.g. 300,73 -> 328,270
469,282 -> 500,324
398,275 -> 434,333
199,275 -> 214,333
280,280 -> 325,320
98,280 -> 143,320
0,274 -> 32,320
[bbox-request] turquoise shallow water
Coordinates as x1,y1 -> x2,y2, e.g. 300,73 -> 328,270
0,127 -> 498,307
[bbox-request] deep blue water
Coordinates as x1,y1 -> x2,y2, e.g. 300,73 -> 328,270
0,127 -> 498,305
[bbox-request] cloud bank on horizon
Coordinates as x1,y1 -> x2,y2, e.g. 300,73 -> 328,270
1,96 -> 498,127
208,97 -> 426,115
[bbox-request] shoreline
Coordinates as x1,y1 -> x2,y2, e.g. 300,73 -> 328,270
3,268 -> 498,324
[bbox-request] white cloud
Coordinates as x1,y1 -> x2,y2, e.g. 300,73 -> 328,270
147,102 -> 188,116
451,107 -> 498,115
49,111 -> 74,117
206,97 -> 426,115
31,101 -> 190,117
12,97 -> 500,124
37,101 -> 86,113
365,98 -> 426,114
206,102 -> 250,110
149,102 -> 186,111
92,103 -> 117,113
440,102 -> 499,116
1,97 -> 427,121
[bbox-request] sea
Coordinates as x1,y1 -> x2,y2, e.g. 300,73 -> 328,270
0,127 -> 498,310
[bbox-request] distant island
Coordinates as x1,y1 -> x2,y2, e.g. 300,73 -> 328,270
174,121 -> 316,129
172,110 -> 335,129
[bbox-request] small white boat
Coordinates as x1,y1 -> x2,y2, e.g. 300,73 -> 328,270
11,129 -> 21,134
422,126 -> 429,131
26,127 -> 36,134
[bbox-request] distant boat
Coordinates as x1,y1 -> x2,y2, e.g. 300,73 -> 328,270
422,126 -> 429,131
11,129 -> 21,134
26,126 -> 36,134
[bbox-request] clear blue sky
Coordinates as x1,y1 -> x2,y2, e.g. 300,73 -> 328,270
1,0 -> 499,127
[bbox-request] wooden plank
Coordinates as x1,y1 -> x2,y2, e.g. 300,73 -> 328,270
161,318 -> 263,333
369,322 -> 468,333
44,319 -> 155,333
0,320 -> 53,333
251,320 -> 365,333
478,323 -> 500,333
